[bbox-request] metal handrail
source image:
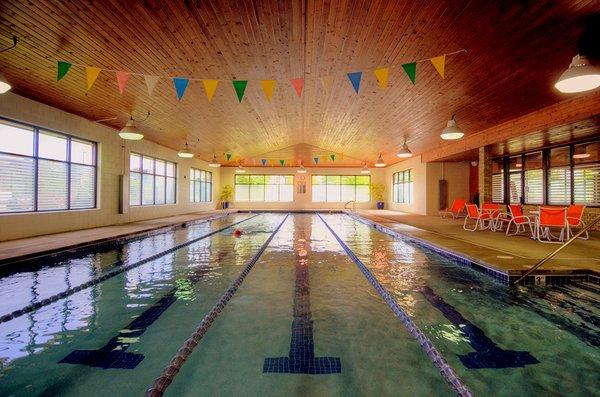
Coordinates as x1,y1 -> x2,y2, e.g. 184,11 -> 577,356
344,200 -> 356,212
512,215 -> 600,285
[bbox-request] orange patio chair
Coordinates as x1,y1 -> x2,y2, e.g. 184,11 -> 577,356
505,205 -> 534,237
567,204 -> 589,240
535,206 -> 569,244
439,198 -> 467,219
463,204 -> 493,231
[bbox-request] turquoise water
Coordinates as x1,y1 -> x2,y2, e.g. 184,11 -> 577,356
0,213 -> 598,396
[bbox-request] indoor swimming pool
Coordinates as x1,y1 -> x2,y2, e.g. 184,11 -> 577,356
0,213 -> 598,396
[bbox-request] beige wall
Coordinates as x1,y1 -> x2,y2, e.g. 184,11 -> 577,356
220,166 -> 385,210
0,93 -> 220,241
385,156 -> 428,215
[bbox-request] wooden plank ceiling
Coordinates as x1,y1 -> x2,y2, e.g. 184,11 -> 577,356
0,0 -> 598,167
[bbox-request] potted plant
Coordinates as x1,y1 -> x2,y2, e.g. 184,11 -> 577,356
370,183 -> 386,210
220,185 -> 233,209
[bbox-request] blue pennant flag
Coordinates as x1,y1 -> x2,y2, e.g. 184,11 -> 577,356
346,72 -> 362,94
173,77 -> 190,101
261,159 -> 267,166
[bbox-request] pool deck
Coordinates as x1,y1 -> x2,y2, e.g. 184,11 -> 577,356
350,209 -> 600,280
0,210 -> 236,265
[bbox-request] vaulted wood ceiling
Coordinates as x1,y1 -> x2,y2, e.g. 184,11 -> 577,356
0,0 -> 598,166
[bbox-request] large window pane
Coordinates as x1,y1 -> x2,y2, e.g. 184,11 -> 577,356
155,176 -> 166,204
38,160 -> 68,210
356,185 -> 370,202
326,184 -> 341,202
70,164 -> 95,209
130,154 -> 141,172
38,131 -> 67,161
250,185 -> 264,202
236,184 -> 250,201
166,177 -> 176,204
142,157 -> 154,173
341,184 -> 355,202
508,172 -> 522,204
265,185 -> 279,201
130,173 -> 141,206
574,164 -> 600,205
142,174 -> 154,205
0,153 -> 34,212
71,140 -> 94,165
0,121 -> 34,156
280,185 -> 293,202
312,185 -> 326,202
548,167 -> 571,205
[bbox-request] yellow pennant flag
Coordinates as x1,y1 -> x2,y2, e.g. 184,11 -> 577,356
202,80 -> 219,102
85,67 -> 102,90
373,67 -> 389,88
429,55 -> 446,79
321,75 -> 333,90
260,80 -> 277,101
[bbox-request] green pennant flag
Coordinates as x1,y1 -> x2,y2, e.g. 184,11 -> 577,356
226,153 -> 232,161
57,61 -> 72,81
279,159 -> 285,166
402,62 -> 416,85
232,80 -> 248,103
330,154 -> 336,162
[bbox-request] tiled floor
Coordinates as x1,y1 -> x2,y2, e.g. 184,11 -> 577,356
0,210 -> 235,264
352,210 -> 600,276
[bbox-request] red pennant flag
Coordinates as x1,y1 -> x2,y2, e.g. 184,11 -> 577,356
290,78 -> 304,98
116,71 -> 131,94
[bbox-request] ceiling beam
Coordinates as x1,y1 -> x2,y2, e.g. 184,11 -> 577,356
421,90 -> 600,163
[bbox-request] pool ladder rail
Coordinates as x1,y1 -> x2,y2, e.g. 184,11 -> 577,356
512,215 -> 600,285
344,200 -> 356,212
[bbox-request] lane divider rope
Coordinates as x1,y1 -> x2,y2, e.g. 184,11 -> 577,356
145,213 -> 290,397
0,214 -> 260,325
317,213 -> 473,397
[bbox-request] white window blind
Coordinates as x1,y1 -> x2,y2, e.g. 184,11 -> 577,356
492,173 -> 504,203
574,164 -> 600,206
524,169 -> 543,204
0,153 -> 35,212
548,167 -> 571,205
70,164 -> 95,209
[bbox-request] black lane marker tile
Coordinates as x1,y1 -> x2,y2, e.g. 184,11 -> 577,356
420,286 -> 539,369
263,238 -> 341,375
59,267 -> 210,369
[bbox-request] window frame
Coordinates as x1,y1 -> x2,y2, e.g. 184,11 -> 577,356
491,138 -> 599,207
0,117 -> 98,214
190,168 -> 213,203
311,174 -> 371,203
234,174 -> 294,202
392,169 -> 412,204
129,153 -> 177,206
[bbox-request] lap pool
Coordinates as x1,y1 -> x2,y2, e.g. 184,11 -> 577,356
0,213 -> 597,396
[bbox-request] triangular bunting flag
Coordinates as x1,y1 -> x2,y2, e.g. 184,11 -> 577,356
260,80 -> 276,101
232,80 -> 248,103
116,71 -> 131,94
402,62 -> 417,85
279,159 -> 285,166
226,153 -> 232,161
261,159 -> 268,166
373,67 -> 389,88
57,61 -> 72,81
202,79 -> 218,102
313,157 -> 319,165
173,77 -> 190,100
290,78 -> 304,98
321,75 -> 333,90
429,55 -> 446,79
330,154 -> 336,162
346,72 -> 362,94
144,75 -> 159,96
85,67 -> 102,90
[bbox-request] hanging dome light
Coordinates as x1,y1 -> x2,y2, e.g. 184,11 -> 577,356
119,117 -> 144,140
297,163 -> 307,173
573,146 -> 591,159
374,153 -> 386,168
235,164 -> 246,173
555,55 -> 600,93
209,154 -> 221,167
361,163 -> 370,174
178,142 -> 194,158
0,73 -> 11,94
396,141 -> 413,158
440,115 -> 464,140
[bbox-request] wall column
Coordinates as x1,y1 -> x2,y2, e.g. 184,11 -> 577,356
478,146 -> 492,203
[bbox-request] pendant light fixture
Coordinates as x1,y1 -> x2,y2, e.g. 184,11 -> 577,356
119,117 -> 144,140
178,142 -> 194,158
573,146 -> 591,159
297,162 -> 307,173
440,115 -> 464,140
374,153 -> 386,168
209,154 -> 221,167
555,55 -> 600,93
396,139 -> 413,158
361,163 -> 371,174
0,73 -> 11,94
235,162 -> 246,173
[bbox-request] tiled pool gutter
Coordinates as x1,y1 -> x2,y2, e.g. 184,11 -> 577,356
318,214 -> 473,397
345,211 -> 599,286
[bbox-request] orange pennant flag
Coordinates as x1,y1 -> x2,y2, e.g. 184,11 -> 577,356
116,71 -> 131,94
430,55 -> 446,78
85,67 -> 102,90
202,79 -> 218,102
373,67 -> 389,88
260,80 -> 277,101
144,75 -> 159,96
321,75 -> 333,90
290,78 -> 304,98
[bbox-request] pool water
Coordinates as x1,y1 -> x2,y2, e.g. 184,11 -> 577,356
0,213 -> 598,396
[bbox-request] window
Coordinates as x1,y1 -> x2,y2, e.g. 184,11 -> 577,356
312,175 -> 370,202
392,170 -> 413,203
492,139 -> 600,207
129,153 -> 176,206
234,175 -> 293,202
0,119 -> 97,213
190,168 -> 212,202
